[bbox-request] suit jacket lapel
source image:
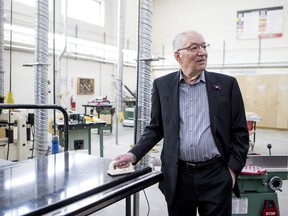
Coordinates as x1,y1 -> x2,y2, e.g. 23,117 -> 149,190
168,72 -> 180,128
205,71 -> 219,135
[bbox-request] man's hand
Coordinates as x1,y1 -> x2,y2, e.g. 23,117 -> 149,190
114,153 -> 136,169
228,167 -> 236,188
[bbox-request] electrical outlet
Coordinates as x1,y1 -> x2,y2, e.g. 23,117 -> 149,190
74,140 -> 84,150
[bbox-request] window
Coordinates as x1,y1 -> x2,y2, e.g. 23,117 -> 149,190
14,0 -> 53,9
62,0 -> 105,26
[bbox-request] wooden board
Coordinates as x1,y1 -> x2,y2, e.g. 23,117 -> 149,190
235,74 -> 288,129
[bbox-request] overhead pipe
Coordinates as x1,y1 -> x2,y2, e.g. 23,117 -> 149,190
34,0 -> 50,157
115,0 -> 126,145
7,0 -> 14,104
0,0 -> 4,104
56,0 -> 67,106
258,38 -> 262,68
222,40 -> 226,69
52,0 -> 56,134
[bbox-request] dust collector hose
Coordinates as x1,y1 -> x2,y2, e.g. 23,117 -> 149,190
137,0 -> 153,166
0,0 -> 4,99
34,0 -> 49,157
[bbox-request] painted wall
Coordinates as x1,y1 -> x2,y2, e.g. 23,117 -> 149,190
3,49 -> 137,114
151,0 -> 288,70
2,0 -> 138,114
150,0 -> 288,129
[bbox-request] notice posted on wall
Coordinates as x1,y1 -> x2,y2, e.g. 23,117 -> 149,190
236,6 -> 283,39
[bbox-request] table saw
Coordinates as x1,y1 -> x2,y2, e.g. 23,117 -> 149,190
232,155 -> 288,216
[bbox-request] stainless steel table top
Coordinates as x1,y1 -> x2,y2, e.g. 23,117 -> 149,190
0,152 -> 161,216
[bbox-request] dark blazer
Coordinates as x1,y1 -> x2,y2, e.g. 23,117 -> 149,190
129,70 -> 249,206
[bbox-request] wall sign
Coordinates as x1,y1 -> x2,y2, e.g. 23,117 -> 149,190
236,6 -> 283,39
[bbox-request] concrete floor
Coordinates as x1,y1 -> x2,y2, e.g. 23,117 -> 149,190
88,122 -> 288,216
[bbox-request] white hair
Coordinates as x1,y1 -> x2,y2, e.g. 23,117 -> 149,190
172,30 -> 203,52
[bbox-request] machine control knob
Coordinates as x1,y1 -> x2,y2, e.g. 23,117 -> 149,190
268,176 -> 283,192
267,143 -> 272,155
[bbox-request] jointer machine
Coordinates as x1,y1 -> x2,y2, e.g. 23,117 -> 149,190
232,147 -> 288,216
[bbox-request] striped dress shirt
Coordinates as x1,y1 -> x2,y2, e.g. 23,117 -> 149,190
178,71 -> 220,162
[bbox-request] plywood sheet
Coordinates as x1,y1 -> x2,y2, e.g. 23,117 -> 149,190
276,75 -> 288,129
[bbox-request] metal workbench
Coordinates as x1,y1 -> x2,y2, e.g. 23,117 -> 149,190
82,104 -> 114,133
0,151 -> 162,216
56,121 -> 106,156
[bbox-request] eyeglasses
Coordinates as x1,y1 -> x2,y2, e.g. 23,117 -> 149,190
177,43 -> 210,53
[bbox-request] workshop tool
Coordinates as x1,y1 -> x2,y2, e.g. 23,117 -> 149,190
232,144 -> 287,216
122,98 -> 136,127
107,160 -> 135,176
0,104 -> 69,160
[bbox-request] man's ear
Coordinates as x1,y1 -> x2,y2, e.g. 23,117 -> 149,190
174,51 -> 181,63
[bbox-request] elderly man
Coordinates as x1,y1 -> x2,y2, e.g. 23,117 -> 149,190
114,30 -> 249,216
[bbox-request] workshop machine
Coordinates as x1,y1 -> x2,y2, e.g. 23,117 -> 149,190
84,96 -> 115,133
0,109 -> 34,161
122,85 -> 136,127
122,98 -> 136,127
232,152 -> 288,216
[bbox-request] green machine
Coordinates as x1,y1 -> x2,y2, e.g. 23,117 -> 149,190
122,98 -> 136,127
232,154 -> 288,216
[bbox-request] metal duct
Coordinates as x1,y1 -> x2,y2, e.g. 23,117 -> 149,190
115,0 -> 126,145
34,0 -> 49,157
0,0 -> 4,102
137,0 -> 153,166
56,0 -> 67,106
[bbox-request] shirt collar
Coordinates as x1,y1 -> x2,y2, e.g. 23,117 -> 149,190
179,70 -> 206,84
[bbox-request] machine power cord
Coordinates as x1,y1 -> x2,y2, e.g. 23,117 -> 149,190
30,125 -> 35,159
143,189 -> 150,216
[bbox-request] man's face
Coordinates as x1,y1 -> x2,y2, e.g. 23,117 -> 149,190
174,33 -> 208,74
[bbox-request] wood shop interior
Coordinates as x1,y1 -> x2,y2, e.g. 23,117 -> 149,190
0,0 -> 287,216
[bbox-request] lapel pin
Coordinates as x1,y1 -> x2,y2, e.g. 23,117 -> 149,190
213,84 -> 221,90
